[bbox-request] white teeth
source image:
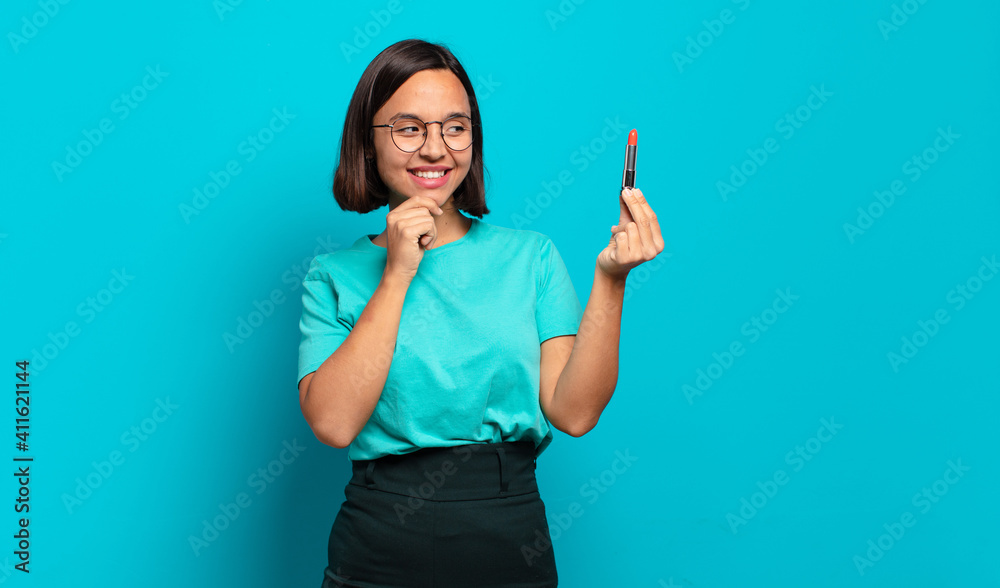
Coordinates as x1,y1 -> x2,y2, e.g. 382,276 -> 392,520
413,170 -> 446,179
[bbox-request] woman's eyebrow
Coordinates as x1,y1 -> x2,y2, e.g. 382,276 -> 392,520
387,112 -> 418,122
388,111 -> 471,122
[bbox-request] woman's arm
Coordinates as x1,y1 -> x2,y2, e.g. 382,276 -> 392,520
299,270 -> 410,448
539,266 -> 626,437
540,187 -> 663,436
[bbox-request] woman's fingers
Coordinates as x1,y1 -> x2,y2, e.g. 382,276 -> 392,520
394,214 -> 436,245
618,189 -> 633,227
604,188 -> 667,279
622,188 -> 664,258
392,207 -> 435,223
631,188 -> 665,253
395,195 -> 443,215
621,188 -> 655,258
626,220 -> 642,259
614,228 -> 628,261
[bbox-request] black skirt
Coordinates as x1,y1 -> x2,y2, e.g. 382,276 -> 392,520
321,441 -> 558,588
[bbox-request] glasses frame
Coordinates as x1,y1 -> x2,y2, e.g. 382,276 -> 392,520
371,115 -> 476,153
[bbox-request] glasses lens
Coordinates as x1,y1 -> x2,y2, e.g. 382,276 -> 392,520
391,118 -> 425,152
442,116 -> 473,151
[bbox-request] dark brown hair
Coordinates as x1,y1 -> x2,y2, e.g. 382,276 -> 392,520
332,39 -> 490,217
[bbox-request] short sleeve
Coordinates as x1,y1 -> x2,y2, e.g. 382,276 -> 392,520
535,237 -> 583,343
297,268 -> 352,386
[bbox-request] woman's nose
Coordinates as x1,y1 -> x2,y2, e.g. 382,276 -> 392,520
419,124 -> 448,157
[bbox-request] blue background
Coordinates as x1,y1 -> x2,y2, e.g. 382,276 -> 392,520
2,0 -> 998,586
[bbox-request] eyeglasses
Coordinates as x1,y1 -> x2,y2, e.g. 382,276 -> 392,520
371,115 -> 475,152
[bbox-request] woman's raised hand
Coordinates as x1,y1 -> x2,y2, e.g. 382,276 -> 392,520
597,187 -> 665,282
383,196 -> 444,284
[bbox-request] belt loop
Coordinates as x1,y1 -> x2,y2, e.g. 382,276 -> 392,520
365,461 -> 376,488
496,446 -> 508,495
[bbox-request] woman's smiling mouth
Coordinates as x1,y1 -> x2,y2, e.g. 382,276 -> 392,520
408,167 -> 451,188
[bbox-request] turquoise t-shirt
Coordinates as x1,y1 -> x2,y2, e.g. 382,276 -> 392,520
297,216 -> 583,461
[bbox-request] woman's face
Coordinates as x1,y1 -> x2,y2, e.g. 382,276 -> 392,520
371,69 -> 473,209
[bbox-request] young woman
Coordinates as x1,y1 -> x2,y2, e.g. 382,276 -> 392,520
297,39 -> 663,588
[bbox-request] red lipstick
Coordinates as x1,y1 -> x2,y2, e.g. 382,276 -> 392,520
622,129 -> 637,190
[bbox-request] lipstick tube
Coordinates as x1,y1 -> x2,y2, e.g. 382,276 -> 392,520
621,129 -> 637,190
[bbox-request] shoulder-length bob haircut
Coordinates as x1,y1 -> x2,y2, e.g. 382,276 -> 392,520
332,39 -> 490,217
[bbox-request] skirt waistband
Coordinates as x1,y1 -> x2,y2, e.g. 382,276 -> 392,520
349,441 -> 538,501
